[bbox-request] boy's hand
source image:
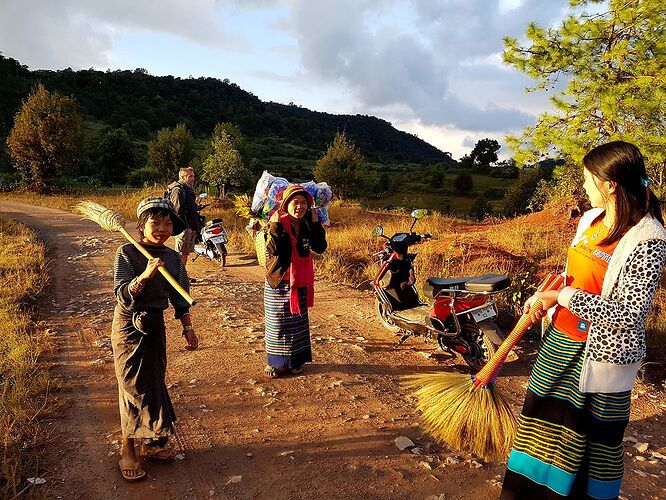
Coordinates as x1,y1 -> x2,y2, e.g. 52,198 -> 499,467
139,257 -> 163,283
310,207 -> 319,222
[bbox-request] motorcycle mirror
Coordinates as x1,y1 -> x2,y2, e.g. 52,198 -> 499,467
411,209 -> 428,219
199,192 -> 208,198
371,225 -> 384,238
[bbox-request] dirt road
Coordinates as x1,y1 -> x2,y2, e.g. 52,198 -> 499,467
2,201 -> 665,500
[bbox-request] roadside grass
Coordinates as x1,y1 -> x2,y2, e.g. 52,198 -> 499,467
0,216 -> 52,497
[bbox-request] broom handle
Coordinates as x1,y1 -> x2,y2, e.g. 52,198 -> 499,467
473,273 -> 564,387
118,227 -> 196,306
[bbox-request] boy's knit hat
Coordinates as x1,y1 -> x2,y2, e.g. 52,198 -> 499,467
136,197 -> 187,236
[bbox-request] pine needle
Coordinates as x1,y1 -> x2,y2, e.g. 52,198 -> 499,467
74,201 -> 126,232
404,371 -> 517,461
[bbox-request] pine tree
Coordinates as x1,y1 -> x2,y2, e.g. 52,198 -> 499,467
202,131 -> 249,197
146,123 -> 195,179
504,0 -> 666,187
313,132 -> 376,198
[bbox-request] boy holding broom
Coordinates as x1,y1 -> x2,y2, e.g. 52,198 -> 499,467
111,197 -> 198,481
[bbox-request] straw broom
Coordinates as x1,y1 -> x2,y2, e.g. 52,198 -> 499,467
74,201 -> 196,306
404,273 -> 564,461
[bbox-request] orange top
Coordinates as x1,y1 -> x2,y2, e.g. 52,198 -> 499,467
552,218 -> 620,341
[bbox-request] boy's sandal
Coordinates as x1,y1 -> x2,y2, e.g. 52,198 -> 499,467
290,366 -> 303,374
140,444 -> 177,461
119,460 -> 146,482
264,365 -> 280,378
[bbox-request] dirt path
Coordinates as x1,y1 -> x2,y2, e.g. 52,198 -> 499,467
2,201 -> 665,500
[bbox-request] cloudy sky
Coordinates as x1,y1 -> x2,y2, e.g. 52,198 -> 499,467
0,0 -> 573,159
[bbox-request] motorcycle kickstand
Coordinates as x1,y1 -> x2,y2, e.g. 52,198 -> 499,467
394,333 -> 411,349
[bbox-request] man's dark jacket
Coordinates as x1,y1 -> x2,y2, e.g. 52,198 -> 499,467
167,181 -> 199,231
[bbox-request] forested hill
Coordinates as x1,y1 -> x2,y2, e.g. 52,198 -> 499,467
0,54 -> 452,167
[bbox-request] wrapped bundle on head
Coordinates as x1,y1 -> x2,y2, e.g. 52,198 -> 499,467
265,177 -> 290,219
301,181 -> 319,202
314,182 -> 333,224
251,171 -> 276,214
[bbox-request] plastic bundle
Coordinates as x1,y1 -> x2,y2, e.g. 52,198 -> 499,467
263,177 -> 290,219
251,171 -> 276,214
314,182 -> 332,224
251,173 -> 334,223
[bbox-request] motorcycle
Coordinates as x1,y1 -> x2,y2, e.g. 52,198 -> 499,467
192,193 -> 229,266
371,209 -> 511,370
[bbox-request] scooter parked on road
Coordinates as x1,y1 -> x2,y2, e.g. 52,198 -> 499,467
192,193 -> 228,266
371,209 -> 511,370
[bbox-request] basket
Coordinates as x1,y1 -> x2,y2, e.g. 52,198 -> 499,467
255,228 -> 268,267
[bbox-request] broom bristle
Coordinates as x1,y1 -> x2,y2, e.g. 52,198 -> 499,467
404,372 -> 517,462
74,201 -> 126,232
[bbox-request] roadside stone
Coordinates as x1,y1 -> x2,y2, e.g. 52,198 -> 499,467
444,456 -> 461,466
226,476 -> 242,485
420,461 -> 433,470
623,436 -> 638,443
395,436 -> 415,451
634,442 -> 649,453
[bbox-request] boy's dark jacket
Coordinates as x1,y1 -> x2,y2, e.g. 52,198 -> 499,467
265,211 -> 327,288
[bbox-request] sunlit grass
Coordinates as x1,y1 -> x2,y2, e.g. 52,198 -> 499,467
0,216 -> 53,497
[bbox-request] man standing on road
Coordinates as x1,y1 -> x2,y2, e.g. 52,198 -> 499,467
166,167 -> 200,267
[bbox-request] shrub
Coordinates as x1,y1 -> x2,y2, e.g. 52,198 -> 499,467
0,172 -> 20,192
454,171 -> 473,193
127,167 -> 162,186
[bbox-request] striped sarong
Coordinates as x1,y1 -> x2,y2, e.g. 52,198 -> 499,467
264,280 -> 312,369
501,325 -> 630,500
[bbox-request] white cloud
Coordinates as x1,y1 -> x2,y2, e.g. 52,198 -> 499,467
0,0 -> 242,69
284,0 -> 569,136
0,0 -> 571,157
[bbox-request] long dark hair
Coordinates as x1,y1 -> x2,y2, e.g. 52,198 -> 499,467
583,141 -> 662,246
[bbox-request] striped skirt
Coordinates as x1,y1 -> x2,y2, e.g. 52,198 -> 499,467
263,280 -> 312,369
501,325 -> 631,500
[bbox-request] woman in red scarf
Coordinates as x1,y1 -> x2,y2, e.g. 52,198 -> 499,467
263,185 -> 327,378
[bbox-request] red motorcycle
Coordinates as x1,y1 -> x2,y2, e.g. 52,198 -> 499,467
371,210 -> 511,369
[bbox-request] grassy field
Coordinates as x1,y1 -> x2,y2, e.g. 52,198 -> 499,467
363,172 -> 509,214
0,216 -> 53,497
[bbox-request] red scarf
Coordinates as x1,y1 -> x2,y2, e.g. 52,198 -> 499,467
280,211 -> 314,315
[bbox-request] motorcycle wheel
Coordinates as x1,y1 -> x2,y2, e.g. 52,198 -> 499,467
215,243 -> 227,267
375,298 -> 401,333
460,322 -> 496,371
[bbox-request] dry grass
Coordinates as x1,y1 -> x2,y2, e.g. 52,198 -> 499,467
0,216 -> 52,497
3,190 -> 665,351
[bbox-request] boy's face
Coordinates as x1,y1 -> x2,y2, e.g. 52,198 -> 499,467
143,215 -> 173,245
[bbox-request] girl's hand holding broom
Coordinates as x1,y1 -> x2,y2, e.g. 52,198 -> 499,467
523,288 -> 562,325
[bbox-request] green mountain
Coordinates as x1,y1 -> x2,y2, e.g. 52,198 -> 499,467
0,53 -> 455,180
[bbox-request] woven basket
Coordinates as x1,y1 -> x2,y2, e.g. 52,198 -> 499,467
255,228 -> 268,267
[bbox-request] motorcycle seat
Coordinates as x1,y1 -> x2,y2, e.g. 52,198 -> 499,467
423,274 -> 510,297
205,218 -> 224,226
464,274 -> 511,292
